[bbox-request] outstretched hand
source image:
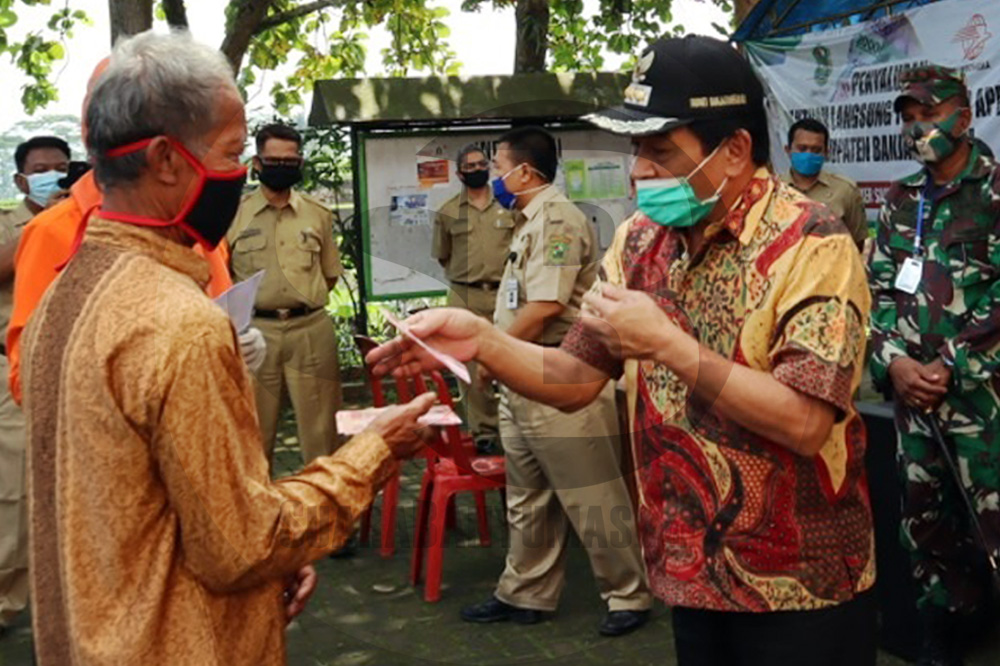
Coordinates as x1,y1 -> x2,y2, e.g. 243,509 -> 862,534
366,307 -> 487,378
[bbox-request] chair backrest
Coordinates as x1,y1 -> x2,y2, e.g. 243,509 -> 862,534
355,334 -> 476,472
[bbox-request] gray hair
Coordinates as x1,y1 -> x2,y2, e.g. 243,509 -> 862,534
86,30 -> 238,188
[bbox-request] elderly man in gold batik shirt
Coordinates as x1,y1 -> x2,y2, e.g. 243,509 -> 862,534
21,31 -> 434,666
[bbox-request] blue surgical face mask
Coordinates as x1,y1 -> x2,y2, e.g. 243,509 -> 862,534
634,146 -> 727,228
23,170 -> 65,208
491,163 -> 548,210
789,151 -> 825,177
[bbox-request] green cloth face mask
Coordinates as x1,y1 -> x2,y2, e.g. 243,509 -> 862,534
634,146 -> 727,228
903,108 -> 965,164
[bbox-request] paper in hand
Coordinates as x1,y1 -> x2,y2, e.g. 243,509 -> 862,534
380,308 -> 471,384
214,270 -> 265,333
336,404 -> 463,435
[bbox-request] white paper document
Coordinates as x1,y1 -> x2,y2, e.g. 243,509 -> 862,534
214,270 -> 265,332
381,308 -> 471,384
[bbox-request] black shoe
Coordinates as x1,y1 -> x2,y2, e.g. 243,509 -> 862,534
329,533 -> 358,559
475,436 -> 501,456
599,609 -> 650,637
917,607 -> 965,666
460,596 -> 544,624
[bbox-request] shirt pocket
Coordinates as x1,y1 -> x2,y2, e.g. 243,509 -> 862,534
232,232 -> 268,274
886,227 -> 916,265
942,228 -> 994,287
294,231 -> 322,270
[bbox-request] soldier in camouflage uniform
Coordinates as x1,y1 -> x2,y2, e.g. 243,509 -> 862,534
869,65 -> 1000,666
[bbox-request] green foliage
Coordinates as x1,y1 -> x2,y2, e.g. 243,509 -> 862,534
1,0 -> 91,113
243,0 -> 458,116
464,0 -> 735,72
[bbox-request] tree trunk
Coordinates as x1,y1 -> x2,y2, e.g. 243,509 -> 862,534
163,0 -> 190,29
109,0 -> 153,46
513,0 -> 549,73
219,0 -> 276,73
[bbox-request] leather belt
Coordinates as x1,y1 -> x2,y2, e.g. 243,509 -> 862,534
451,280 -> 501,291
254,306 -> 320,321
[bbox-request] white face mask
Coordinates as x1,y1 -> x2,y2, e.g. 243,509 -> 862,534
23,170 -> 65,208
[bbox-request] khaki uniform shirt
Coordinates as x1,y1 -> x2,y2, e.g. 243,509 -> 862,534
227,189 -> 343,310
22,219 -> 396,666
783,170 -> 868,250
494,185 -> 597,345
432,190 -> 514,284
0,202 -> 34,337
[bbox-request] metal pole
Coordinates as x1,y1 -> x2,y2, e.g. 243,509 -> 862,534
921,410 -> 1000,591
350,125 -> 369,335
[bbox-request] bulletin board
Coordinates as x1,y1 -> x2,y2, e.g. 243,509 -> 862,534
358,126 -> 635,301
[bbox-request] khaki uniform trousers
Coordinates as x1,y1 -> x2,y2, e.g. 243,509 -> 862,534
447,284 -> 499,438
252,310 -> 341,465
495,382 -> 651,612
0,355 -> 27,626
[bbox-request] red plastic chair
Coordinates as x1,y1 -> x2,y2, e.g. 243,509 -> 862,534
403,371 -> 506,602
354,334 -> 489,559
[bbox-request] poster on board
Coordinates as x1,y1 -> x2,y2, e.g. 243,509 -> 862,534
360,128 -> 634,300
745,0 -> 1000,214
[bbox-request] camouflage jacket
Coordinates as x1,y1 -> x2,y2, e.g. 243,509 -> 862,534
869,142 -> 1000,394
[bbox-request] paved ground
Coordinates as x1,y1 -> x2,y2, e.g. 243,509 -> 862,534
3,410 -> 1000,665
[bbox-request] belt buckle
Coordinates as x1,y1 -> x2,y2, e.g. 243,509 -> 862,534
277,308 -> 292,321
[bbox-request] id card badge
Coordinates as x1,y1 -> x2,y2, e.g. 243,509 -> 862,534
505,278 -> 519,310
894,257 -> 923,294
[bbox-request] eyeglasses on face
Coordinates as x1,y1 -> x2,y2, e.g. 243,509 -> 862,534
258,156 -> 303,168
460,159 -> 489,171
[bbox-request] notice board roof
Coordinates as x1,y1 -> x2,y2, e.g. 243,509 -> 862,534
308,72 -> 630,128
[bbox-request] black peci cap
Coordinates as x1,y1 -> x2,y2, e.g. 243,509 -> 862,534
584,35 -> 765,137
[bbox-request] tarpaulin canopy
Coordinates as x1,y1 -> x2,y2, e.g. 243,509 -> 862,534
733,0 -> 937,41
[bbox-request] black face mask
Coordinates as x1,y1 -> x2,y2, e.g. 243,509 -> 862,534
460,169 -> 490,189
257,163 -> 303,191
186,172 -> 248,248
100,136 -> 247,250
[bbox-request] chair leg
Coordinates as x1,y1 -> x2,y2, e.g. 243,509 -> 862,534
409,476 -> 434,586
445,495 -> 457,530
380,473 -> 399,558
424,487 -> 451,603
474,490 -> 491,547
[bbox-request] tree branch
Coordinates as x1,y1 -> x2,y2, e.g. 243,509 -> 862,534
254,0 -> 344,34
163,0 -> 189,29
220,0 -> 276,73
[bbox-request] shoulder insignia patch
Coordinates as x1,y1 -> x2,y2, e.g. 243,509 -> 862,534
546,233 -> 572,265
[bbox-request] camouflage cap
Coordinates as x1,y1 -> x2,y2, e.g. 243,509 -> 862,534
894,64 -> 968,113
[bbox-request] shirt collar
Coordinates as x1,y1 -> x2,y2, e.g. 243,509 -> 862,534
459,188 -> 497,210
520,184 -> 560,222
10,201 -> 34,227
781,169 -> 831,193
247,187 -> 302,216
84,218 -> 211,288
722,167 -> 775,245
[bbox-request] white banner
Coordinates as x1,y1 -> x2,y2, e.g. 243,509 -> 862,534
746,0 -> 1000,213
